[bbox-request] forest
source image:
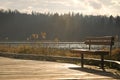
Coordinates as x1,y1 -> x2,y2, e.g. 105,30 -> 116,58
0,9 -> 120,41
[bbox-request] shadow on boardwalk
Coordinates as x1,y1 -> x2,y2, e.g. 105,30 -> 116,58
69,67 -> 120,79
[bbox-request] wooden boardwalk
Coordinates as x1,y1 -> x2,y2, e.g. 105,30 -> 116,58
0,57 -> 119,80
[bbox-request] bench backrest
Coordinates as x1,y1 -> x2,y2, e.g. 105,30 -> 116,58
85,36 -> 114,55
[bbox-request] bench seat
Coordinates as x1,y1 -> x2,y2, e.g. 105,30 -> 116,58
71,49 -> 109,55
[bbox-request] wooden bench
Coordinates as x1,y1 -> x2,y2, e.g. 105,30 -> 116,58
71,36 -> 114,70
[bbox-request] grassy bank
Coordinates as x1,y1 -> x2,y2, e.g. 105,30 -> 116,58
0,45 -> 120,61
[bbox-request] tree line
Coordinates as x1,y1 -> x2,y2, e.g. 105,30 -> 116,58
0,9 -> 120,41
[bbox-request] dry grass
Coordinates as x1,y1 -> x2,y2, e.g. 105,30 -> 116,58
0,44 -> 120,61
0,45 -> 79,57
111,48 -> 120,60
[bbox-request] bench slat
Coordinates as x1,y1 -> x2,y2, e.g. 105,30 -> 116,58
85,36 -> 114,45
85,41 -> 114,45
85,36 -> 114,40
71,49 -> 109,55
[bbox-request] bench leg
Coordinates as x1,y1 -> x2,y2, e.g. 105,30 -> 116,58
81,53 -> 84,68
101,54 -> 105,71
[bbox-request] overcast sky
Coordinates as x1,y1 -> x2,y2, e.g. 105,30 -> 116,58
0,0 -> 120,16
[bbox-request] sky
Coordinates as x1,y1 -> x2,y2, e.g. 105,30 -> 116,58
0,0 -> 120,16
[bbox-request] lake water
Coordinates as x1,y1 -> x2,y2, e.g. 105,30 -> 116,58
0,42 -> 119,49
